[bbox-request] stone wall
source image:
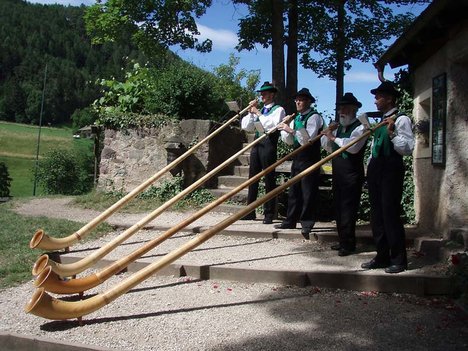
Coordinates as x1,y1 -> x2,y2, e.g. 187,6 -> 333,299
98,119 -> 245,193
412,25 -> 468,239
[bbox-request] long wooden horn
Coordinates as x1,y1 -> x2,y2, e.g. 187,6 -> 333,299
29,102 -> 255,251
35,114 -> 325,294
25,120 -> 380,320
32,113 -> 297,278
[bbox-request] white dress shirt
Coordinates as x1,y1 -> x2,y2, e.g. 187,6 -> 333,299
321,120 -> 368,154
241,102 -> 286,133
370,107 -> 414,156
280,109 -> 323,146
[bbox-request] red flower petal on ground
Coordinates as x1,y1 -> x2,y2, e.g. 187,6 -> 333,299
451,254 -> 460,265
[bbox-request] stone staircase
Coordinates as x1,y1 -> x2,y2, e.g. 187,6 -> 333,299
207,131 -> 331,217
207,131 -> 255,213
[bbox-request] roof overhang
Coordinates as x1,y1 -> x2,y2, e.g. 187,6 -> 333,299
375,0 -> 468,70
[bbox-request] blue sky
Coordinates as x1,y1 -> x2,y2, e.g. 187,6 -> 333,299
28,0 -> 429,119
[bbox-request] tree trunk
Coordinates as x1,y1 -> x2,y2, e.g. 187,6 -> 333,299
271,0 -> 285,105
335,0 -> 346,121
285,0 -> 298,114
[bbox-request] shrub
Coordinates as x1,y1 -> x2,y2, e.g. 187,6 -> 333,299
35,148 -> 94,195
71,107 -> 98,130
0,162 -> 12,197
145,61 -> 225,120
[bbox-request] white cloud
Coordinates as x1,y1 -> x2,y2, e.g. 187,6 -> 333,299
196,23 -> 238,51
345,71 -> 378,83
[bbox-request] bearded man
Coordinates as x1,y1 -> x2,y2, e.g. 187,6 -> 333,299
321,93 -> 368,256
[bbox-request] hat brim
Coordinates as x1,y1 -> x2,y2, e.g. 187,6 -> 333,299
294,94 -> 315,103
257,87 -> 277,93
370,88 -> 399,97
337,101 -> 362,108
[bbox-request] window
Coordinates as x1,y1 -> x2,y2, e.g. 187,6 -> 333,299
431,73 -> 447,166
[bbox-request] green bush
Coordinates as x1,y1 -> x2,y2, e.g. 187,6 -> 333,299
145,61 -> 225,120
0,162 -> 12,197
71,107 -> 98,130
138,175 -> 214,209
35,148 -> 94,195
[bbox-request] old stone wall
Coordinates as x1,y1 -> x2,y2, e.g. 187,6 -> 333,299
98,119 -> 245,193
412,25 -> 468,238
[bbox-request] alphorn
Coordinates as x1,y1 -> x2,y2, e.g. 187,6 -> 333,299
25,119 -> 381,321
29,102 -> 255,251
35,118 -> 333,294
32,113 -> 296,278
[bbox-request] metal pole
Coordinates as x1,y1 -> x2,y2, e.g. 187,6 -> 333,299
33,64 -> 47,196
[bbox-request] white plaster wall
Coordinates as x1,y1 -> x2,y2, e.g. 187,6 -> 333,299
412,25 -> 468,237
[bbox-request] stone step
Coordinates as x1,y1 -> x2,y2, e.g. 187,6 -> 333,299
209,203 -> 247,213
208,188 -> 248,204
238,154 -> 250,166
217,175 -> 249,188
234,165 -> 250,177
246,132 -> 255,143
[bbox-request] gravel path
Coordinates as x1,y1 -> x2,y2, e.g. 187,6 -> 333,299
1,197 -> 466,351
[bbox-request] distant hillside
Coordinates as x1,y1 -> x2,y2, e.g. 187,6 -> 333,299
0,0 -> 150,126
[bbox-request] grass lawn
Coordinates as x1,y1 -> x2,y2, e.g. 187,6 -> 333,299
0,121 -> 93,197
0,200 -> 113,289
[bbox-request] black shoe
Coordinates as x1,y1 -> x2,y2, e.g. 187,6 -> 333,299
338,248 -> 355,256
263,217 -> 273,224
240,213 -> 256,221
301,229 -> 310,240
384,265 -> 406,274
274,223 -> 296,230
330,243 -> 341,251
361,259 -> 389,270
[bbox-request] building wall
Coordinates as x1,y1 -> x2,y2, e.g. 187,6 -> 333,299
412,25 -> 468,238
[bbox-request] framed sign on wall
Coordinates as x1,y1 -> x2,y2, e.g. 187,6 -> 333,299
431,73 -> 447,166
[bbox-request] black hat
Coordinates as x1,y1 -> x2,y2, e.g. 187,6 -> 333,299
337,92 -> 362,108
256,81 -> 278,93
370,81 -> 400,97
294,88 -> 316,103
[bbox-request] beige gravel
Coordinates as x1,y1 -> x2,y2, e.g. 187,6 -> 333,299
0,197 -> 466,351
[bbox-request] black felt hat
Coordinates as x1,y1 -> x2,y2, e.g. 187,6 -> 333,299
337,92 -> 362,108
256,81 -> 278,93
370,81 -> 400,97
293,88 -> 315,103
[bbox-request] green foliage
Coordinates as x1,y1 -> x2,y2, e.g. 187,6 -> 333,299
401,155 -> 415,224
84,0 -> 213,56
35,148 -> 94,195
138,175 -> 215,209
71,107 -> 98,131
94,56 -> 257,129
94,63 -> 151,115
0,162 -> 12,197
0,201 -> 112,288
145,61 -> 225,120
213,54 -> 260,109
0,0 -> 147,125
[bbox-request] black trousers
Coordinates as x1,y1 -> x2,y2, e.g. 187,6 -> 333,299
367,154 -> 407,266
245,137 -> 278,219
332,157 -> 364,250
282,156 -> 320,230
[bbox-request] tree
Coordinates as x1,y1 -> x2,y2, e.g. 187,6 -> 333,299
300,0 -> 429,119
84,0 -> 213,56
212,53 -> 260,109
235,0 -> 429,115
